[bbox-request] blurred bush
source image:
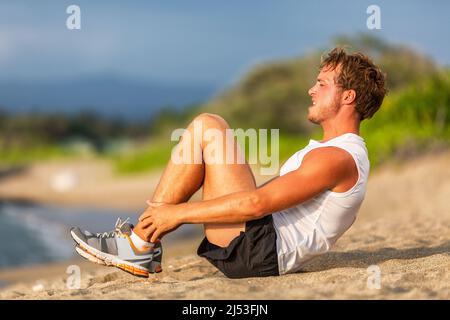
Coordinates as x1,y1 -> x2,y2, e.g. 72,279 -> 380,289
109,138 -> 177,175
201,34 -> 439,135
361,70 -> 450,166
0,111 -> 150,165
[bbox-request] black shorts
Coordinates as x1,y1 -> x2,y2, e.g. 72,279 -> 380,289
197,214 -> 279,279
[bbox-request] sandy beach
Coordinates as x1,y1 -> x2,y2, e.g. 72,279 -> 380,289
0,150 -> 449,299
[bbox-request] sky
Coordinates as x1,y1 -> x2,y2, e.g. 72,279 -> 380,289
1,1 -> 449,85
0,0 -> 449,117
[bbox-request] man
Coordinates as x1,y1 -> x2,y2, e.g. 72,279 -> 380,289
70,48 -> 387,278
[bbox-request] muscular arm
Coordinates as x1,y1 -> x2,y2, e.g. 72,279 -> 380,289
173,146 -> 356,225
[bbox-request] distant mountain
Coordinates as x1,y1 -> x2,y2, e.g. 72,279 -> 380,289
0,75 -> 217,121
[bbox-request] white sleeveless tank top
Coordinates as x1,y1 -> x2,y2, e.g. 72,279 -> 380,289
272,133 -> 370,274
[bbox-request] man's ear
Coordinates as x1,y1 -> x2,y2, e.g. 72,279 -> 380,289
342,89 -> 356,105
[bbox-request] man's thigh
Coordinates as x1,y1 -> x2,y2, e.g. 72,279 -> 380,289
201,116 -> 257,247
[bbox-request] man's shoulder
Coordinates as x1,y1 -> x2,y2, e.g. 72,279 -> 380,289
302,146 -> 354,166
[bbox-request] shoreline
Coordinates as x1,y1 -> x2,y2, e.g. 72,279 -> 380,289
0,200 -> 205,281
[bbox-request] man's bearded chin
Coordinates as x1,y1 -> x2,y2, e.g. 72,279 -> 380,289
307,107 -> 324,124
307,102 -> 340,125
307,113 -> 321,125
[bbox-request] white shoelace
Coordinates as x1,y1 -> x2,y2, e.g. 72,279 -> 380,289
96,217 -> 130,238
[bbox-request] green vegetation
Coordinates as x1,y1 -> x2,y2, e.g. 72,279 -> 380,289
110,138 -> 176,175
0,143 -> 70,164
1,34 -> 448,174
200,34 -> 439,137
361,71 -> 450,166
0,111 -> 149,166
195,34 -> 448,170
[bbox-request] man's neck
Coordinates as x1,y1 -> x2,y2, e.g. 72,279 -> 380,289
320,120 -> 360,143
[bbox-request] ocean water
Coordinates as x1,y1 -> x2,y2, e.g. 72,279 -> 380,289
0,202 -> 201,269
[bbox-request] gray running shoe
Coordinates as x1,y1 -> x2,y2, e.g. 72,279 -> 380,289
70,218 -> 162,277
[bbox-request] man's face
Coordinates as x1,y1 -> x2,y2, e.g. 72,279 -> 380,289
307,66 -> 342,124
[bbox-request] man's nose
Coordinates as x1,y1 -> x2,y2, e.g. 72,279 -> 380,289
308,86 -> 315,96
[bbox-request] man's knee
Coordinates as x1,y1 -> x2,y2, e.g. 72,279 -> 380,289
191,113 -> 230,130
185,113 -> 232,150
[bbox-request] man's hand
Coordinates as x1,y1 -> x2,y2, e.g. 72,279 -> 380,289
138,201 -> 182,242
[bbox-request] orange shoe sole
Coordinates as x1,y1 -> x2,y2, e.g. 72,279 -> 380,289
77,243 -> 158,278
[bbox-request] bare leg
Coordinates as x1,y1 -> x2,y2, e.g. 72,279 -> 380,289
133,113 -> 256,247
